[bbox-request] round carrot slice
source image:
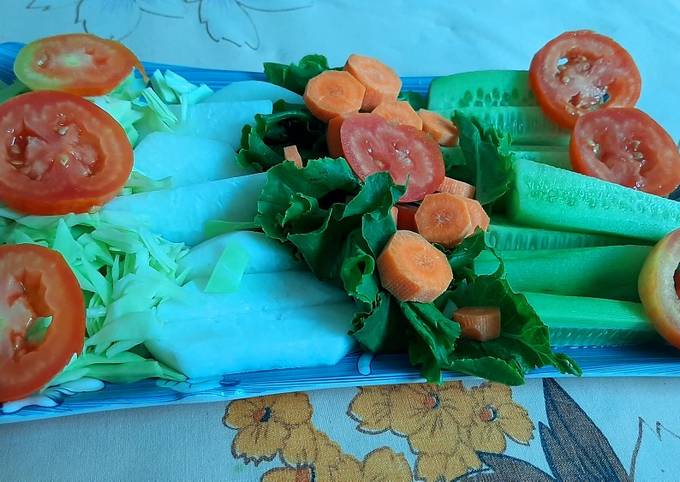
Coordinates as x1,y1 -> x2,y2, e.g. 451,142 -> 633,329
437,177 -> 475,198
303,70 -> 365,122
345,54 -> 402,111
453,306 -> 501,341
340,113 -> 445,202
377,230 -> 453,303
415,193 -> 473,247
372,100 -> 422,129
418,109 -> 459,147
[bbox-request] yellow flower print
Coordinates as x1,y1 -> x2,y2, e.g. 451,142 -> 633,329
223,392 -> 313,464
281,424 -> 322,466
416,448 -> 482,482
315,453 -> 364,482
388,382 -> 475,454
261,466 -> 313,482
362,447 -> 413,482
466,383 -> 534,453
348,386 -> 393,433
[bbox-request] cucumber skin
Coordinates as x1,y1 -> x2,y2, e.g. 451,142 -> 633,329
437,106 -> 570,146
486,221 -> 649,251
508,159 -> 680,242
510,149 -> 571,170
523,292 -> 658,347
428,70 -> 536,110
475,245 -> 652,302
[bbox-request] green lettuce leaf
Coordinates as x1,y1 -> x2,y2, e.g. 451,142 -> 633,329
442,267 -> 582,384
447,112 -> 514,206
264,54 -> 334,94
255,156 -> 580,384
237,100 -> 328,171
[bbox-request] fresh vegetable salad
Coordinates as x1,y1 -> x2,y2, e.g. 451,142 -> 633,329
2,30 -> 680,404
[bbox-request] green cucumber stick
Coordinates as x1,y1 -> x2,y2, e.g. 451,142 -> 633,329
486,219 -> 648,251
523,292 -> 658,347
428,70 -> 536,110
510,146 -> 571,170
474,245 -> 652,301
508,158 -> 680,241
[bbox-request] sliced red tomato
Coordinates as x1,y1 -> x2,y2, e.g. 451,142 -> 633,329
0,244 -> 85,402
570,108 -> 680,196
340,113 -> 445,202
14,33 -> 146,97
0,91 -> 133,215
530,30 -> 641,128
639,229 -> 680,350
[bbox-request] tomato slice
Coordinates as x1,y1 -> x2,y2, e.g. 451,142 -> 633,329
0,244 -> 85,402
570,108 -> 680,196
530,30 -> 641,128
639,229 -> 680,350
0,91 -> 133,215
340,113 -> 445,202
14,33 -> 146,97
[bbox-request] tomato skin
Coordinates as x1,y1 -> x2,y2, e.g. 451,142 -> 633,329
530,30 -> 641,128
0,91 -> 133,215
639,229 -> 680,350
0,244 -> 85,402
570,108 -> 680,196
340,113 -> 445,202
14,33 -> 146,97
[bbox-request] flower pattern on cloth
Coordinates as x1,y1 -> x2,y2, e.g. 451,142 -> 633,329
26,0 -> 314,48
223,391 -> 413,481
349,382 -> 533,481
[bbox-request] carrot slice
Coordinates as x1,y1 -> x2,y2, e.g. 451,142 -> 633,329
437,177 -> 476,198
418,109 -> 459,147
415,193 -> 472,247
396,204 -> 419,232
372,100 -> 423,129
327,112 -> 351,158
283,145 -> 303,168
453,306 -> 501,341
377,230 -> 453,303
344,54 -> 402,111
462,198 -> 490,232
304,70 -> 366,122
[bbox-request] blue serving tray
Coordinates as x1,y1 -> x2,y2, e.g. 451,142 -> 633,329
1,42 -> 679,425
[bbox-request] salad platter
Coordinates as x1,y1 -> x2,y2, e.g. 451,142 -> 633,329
2,31 -> 680,425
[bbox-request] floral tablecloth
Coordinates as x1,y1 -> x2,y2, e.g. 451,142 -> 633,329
1,2 -> 680,481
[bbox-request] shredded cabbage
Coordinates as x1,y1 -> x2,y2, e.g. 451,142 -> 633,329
0,207 -> 189,384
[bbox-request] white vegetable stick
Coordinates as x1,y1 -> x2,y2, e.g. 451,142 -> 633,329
206,80 -> 303,104
169,100 -> 272,149
103,173 -> 266,246
146,301 -> 356,378
157,271 -> 348,321
133,132 -> 253,187
179,231 -> 302,280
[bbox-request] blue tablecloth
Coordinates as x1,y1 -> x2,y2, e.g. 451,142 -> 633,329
1,2 -> 680,480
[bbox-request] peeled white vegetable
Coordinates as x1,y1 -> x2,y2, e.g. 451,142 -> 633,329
146,301 -> 356,379
206,80 -> 303,104
103,173 -> 266,246
169,100 -> 272,149
179,231 -> 302,281
133,132 -> 253,187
